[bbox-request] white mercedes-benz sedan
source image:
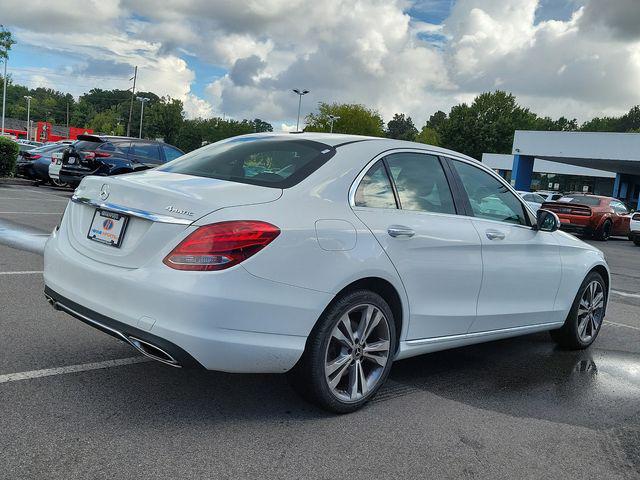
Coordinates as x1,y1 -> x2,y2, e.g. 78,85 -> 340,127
44,133 -> 610,412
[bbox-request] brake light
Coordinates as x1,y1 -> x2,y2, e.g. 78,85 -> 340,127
163,221 -> 280,271
30,154 -> 41,160
94,151 -> 111,158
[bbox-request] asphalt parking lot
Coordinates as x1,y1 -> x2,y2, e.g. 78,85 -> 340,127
1,183 -> 639,480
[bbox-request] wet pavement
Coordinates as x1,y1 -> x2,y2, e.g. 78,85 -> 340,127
0,183 -> 639,479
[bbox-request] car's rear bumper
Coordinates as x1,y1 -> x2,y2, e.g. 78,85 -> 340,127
558,223 -> 592,236
44,286 -> 204,368
44,223 -> 332,373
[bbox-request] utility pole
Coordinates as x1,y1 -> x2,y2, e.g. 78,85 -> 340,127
136,96 -> 149,139
24,95 -> 32,140
292,89 -> 309,132
127,66 -> 137,137
1,57 -> 6,135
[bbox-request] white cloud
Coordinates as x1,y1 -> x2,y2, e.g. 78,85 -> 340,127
3,0 -> 640,128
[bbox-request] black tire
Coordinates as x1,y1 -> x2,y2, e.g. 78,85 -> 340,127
634,237 -> 640,246
594,220 -> 612,241
550,271 -> 606,349
288,289 -> 396,413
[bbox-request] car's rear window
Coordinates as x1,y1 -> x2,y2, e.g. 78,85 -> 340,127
159,137 -> 336,188
74,140 -> 105,152
558,195 -> 601,206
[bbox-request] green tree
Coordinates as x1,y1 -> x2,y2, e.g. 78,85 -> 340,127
415,126 -> 440,146
252,118 -> 273,133
386,113 -> 418,141
439,91 -> 538,159
89,108 -> 124,135
580,116 -> 620,132
146,96 -> 184,144
425,110 -> 448,132
304,102 -> 385,136
0,25 -> 15,59
70,99 -> 96,128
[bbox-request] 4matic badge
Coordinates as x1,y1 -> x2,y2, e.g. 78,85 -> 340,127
165,205 -> 194,216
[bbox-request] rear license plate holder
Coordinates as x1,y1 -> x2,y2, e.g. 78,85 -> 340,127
87,209 -> 129,248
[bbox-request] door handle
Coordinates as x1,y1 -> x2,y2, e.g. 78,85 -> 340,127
485,230 -> 505,241
388,225 -> 415,238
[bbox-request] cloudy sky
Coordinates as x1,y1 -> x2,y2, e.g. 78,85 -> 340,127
2,0 -> 640,130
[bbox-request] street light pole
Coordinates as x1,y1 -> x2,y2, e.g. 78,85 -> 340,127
1,57 -> 7,135
24,95 -> 32,140
292,89 -> 309,132
328,114 -> 340,133
136,96 -> 150,139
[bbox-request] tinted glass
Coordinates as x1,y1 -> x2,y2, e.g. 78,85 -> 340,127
159,137 -> 336,188
354,160 -> 397,209
162,145 -> 183,162
551,194 -> 563,200
385,153 -> 455,214
611,201 -> 629,214
452,160 -> 528,225
131,142 -> 161,162
558,195 -> 601,206
531,194 -> 546,203
74,140 -> 104,152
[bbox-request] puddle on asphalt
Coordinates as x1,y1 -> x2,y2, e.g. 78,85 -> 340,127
0,218 -> 50,255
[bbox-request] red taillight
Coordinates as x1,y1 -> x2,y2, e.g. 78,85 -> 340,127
94,151 -> 111,158
30,154 -> 41,160
163,221 -> 280,271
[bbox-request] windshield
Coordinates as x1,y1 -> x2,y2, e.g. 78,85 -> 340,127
159,137 -> 336,188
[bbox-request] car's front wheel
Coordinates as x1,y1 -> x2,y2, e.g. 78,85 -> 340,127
288,290 -> 396,413
550,271 -> 606,349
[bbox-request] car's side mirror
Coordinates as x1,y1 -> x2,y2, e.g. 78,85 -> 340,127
536,209 -> 560,232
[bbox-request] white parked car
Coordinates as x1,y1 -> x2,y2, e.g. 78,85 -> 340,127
631,212 -> 640,246
48,152 -> 66,186
44,133 -> 610,412
517,191 -> 547,212
536,190 -> 564,202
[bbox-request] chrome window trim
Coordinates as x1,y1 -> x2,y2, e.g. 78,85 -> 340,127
71,195 -> 193,225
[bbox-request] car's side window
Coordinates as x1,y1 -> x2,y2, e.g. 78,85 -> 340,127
130,142 -> 162,164
354,160 -> 397,209
532,194 -> 546,204
451,160 -> 529,226
611,201 -> 629,215
385,153 -> 455,214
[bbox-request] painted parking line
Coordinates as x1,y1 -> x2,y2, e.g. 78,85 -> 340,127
0,356 -> 152,385
605,321 -> 640,332
0,271 -> 43,275
611,289 -> 640,299
0,197 -> 69,202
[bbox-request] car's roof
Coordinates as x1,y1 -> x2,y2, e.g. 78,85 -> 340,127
229,132 -> 479,162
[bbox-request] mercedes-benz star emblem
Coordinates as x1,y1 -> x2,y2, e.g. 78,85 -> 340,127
99,184 -> 110,201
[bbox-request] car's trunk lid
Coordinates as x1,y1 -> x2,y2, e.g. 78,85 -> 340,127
65,170 -> 282,268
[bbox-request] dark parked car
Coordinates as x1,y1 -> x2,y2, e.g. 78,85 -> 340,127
59,135 -> 184,187
16,142 -> 72,183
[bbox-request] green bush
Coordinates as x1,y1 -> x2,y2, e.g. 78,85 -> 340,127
0,136 -> 19,177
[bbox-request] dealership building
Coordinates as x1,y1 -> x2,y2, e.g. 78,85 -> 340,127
482,130 -> 640,209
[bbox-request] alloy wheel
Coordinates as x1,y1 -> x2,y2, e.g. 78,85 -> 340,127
324,303 -> 391,402
577,280 -> 605,343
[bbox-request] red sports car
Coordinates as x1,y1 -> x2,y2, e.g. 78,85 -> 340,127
541,194 -> 631,241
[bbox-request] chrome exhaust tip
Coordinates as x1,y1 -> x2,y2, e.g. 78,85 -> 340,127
127,336 -> 181,367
